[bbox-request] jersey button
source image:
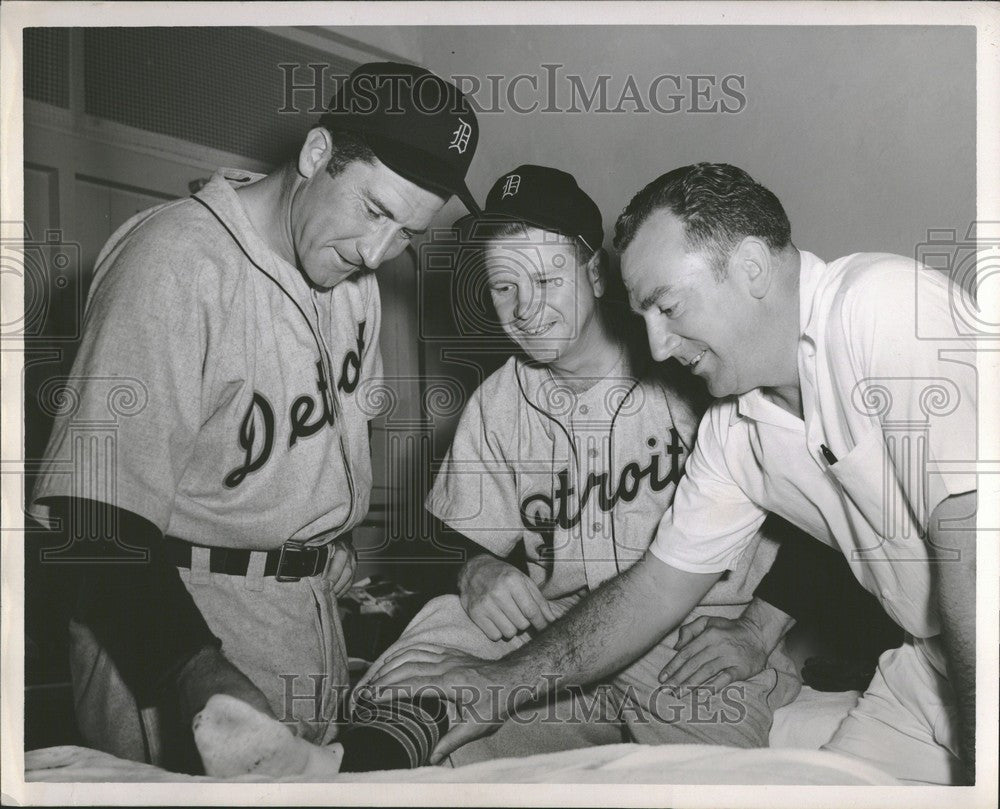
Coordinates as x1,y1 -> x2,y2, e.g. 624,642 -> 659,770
592,522 -> 602,532
588,448 -> 598,458
579,405 -> 589,415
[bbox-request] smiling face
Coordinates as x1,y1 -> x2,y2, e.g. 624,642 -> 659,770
290,135 -> 447,289
483,226 -> 603,364
621,209 -> 763,398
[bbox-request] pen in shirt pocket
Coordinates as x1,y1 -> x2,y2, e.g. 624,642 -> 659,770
820,444 -> 839,465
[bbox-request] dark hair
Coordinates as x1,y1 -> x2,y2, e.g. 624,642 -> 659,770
613,163 -> 791,278
317,128 -> 377,179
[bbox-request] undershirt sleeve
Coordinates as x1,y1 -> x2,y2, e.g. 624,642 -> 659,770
46,496 -> 221,705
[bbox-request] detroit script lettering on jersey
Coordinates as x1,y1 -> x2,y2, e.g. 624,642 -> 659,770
518,428 -> 685,536
224,321 -> 367,488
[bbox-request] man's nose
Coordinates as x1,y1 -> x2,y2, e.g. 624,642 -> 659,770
646,318 -> 684,362
512,285 -> 541,322
357,226 -> 398,270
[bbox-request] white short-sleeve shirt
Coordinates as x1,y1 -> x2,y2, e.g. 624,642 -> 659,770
650,251 -> 978,641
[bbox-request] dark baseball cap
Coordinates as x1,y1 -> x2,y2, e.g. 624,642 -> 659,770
318,62 -> 481,213
458,164 -> 604,253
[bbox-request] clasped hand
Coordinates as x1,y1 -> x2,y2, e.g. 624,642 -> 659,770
458,554 -> 556,641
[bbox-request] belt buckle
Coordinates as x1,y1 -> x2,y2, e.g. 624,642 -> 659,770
275,538 -> 308,582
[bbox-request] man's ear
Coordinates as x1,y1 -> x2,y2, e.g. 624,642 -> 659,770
586,248 -> 606,298
298,127 -> 331,180
733,236 -> 772,300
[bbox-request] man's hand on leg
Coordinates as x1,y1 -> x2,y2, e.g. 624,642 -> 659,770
661,598 -> 794,688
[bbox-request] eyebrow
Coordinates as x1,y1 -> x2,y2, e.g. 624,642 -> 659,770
632,284 -> 677,313
366,191 -> 428,235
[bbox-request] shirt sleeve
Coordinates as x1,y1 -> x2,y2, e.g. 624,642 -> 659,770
649,404 -> 768,573
424,384 -> 523,558
830,258 -> 978,526
32,216 -> 210,532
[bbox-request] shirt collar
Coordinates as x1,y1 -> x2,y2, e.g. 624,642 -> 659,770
193,169 -> 266,257
797,250 -> 828,345
732,389 -> 805,431
515,350 -> 634,422
194,169 -> 311,299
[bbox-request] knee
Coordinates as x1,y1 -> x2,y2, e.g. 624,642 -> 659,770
404,594 -> 466,632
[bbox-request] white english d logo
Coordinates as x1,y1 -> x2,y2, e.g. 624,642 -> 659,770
501,174 -> 521,199
449,118 -> 472,154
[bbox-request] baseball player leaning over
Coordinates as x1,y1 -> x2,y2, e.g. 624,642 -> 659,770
370,163 -> 979,785
358,165 -> 802,765
30,62 -> 481,772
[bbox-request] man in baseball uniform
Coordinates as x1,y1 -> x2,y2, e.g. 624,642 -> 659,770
359,165 -> 801,764
369,163 -> 979,785
30,62 -> 480,771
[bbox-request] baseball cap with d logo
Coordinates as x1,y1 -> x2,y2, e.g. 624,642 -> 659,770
319,62 -> 481,213
460,164 -> 603,252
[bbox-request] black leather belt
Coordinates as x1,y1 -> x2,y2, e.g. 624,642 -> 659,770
164,533 -> 351,582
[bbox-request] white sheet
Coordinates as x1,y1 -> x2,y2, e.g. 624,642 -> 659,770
25,687 -> 874,785
26,740 -> 895,785
768,686 -> 860,749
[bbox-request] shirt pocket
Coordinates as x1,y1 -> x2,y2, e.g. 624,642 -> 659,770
824,425 -> 890,540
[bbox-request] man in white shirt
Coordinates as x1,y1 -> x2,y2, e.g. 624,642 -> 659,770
369,163 -> 978,785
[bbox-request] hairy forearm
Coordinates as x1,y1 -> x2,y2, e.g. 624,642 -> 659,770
502,566 -> 635,680
484,552 -> 721,710
930,491 -> 977,783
